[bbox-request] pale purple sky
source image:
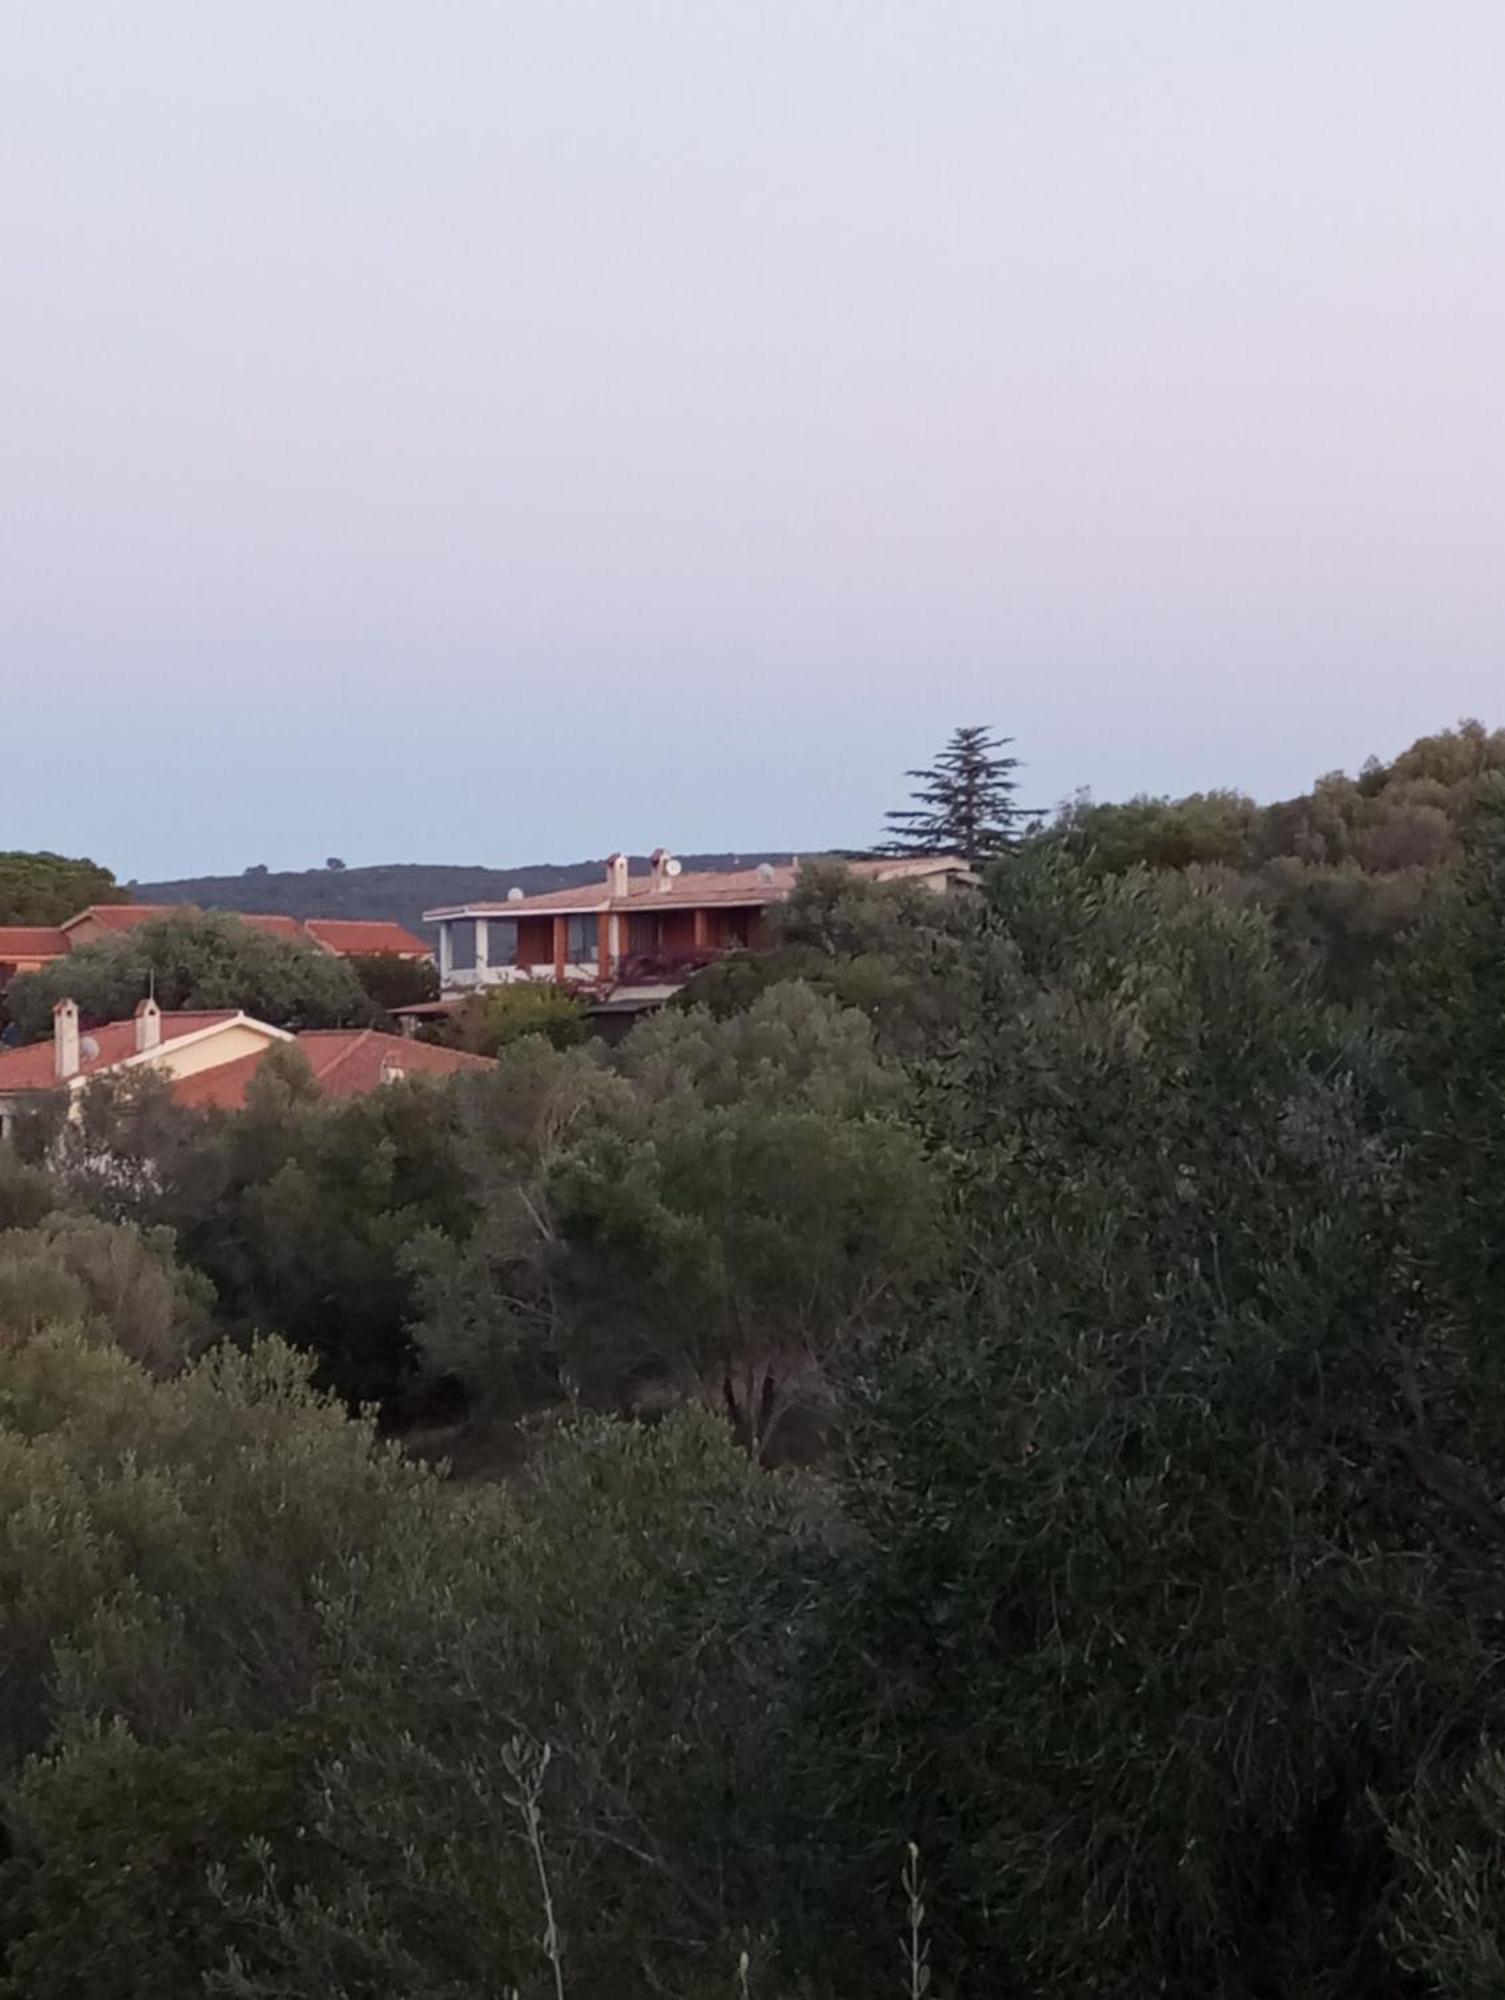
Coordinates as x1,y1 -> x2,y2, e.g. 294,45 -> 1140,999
4,3 -> 1503,880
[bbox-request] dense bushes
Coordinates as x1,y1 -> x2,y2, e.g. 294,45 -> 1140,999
4,761 -> 1505,1992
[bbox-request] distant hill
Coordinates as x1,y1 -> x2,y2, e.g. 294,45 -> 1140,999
131,855 -> 802,944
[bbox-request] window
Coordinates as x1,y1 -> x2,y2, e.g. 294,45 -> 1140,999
627,912 -> 659,954
566,914 -> 600,964
446,920 -> 476,971
479,918 -> 517,965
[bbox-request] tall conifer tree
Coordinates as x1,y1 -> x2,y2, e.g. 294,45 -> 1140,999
882,725 -> 1027,863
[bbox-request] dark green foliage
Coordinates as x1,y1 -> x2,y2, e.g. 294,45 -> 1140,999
0,1334 -> 446,1994
441,979 -> 589,1054
1052,786 -> 1259,871
23,1061 -> 480,1406
1,1723 -> 312,2000
411,989 -> 939,1456
806,857 -> 1451,1994
0,1212 -> 213,1371
163,1070 -> 479,1406
1387,808 -> 1505,1456
346,949 -> 439,1016
679,861 -> 974,1056
5,722 -> 1505,1995
206,1415 -> 826,1998
0,851 -> 126,926
883,724 -> 1030,861
1052,722 -> 1505,882
1043,724 -> 1505,999
5,910 -> 372,1041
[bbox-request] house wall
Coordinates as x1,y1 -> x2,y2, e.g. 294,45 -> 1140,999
435,896 -> 777,994
133,1022 -> 284,1083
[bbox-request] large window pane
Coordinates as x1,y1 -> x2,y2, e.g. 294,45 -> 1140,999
483,918 -> 518,964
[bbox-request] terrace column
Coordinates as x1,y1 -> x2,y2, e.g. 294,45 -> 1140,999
475,917 -> 490,982
692,907 -> 709,952
597,910 -> 612,980
438,922 -> 453,988
552,916 -> 567,981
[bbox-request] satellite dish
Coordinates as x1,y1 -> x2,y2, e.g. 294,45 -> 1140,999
665,857 -> 683,878
507,887 -> 525,903
79,1035 -> 101,1061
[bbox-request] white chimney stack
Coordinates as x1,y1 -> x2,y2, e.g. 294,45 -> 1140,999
651,848 -> 679,894
606,852 -> 629,898
134,996 -> 162,1053
53,998 -> 81,1080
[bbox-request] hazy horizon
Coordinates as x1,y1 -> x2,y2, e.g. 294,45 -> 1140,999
5,3 -> 1502,881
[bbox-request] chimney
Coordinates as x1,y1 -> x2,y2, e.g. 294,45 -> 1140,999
606,851 -> 629,898
53,998 -> 81,1080
651,848 -> 678,895
134,995 -> 162,1053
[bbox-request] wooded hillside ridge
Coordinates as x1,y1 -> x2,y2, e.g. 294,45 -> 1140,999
130,854 -> 801,941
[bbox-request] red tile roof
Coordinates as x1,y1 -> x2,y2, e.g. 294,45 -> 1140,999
425,854 -> 970,922
0,1009 -> 491,1109
428,865 -> 801,921
61,903 -> 178,933
172,1029 -> 493,1110
302,919 -> 432,958
0,927 -> 69,961
0,1011 -> 244,1093
59,904 -> 307,942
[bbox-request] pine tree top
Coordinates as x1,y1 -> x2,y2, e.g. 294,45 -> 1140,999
881,726 -> 1029,865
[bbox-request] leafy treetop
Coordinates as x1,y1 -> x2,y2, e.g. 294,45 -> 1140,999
4,910 -> 373,1041
0,852 -> 127,927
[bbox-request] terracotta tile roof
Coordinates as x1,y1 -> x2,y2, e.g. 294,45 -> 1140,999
59,904 -> 308,942
425,854 -> 970,922
427,865 -> 798,921
853,855 -> 976,881
0,927 -> 69,961
302,919 -> 432,958
172,1029 -> 494,1110
61,903 -> 178,933
0,1011 -> 243,1094
242,914 -> 307,940
295,1029 -> 494,1094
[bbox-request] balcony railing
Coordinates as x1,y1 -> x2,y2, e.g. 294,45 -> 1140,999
615,949 -> 722,986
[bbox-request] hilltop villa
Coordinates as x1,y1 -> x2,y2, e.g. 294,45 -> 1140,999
425,850 -> 973,1013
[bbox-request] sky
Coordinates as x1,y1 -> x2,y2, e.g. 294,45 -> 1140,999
3,2 -> 1503,880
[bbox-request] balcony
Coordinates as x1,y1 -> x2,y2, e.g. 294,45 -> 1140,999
615,949 -> 722,987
